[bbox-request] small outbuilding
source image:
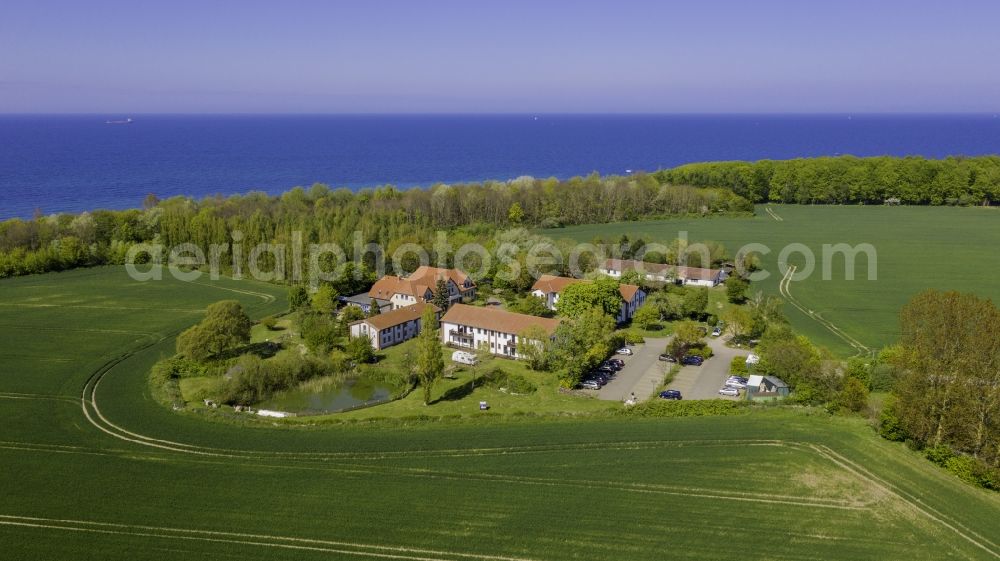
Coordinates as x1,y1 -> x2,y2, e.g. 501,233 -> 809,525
745,375 -> 790,400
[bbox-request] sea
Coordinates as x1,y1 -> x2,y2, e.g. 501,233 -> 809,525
2,113 -> 1000,220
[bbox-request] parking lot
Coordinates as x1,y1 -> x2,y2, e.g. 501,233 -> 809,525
665,336 -> 747,400
595,338 -> 670,402
581,334 -> 750,402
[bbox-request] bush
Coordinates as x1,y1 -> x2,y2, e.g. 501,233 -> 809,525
261,316 -> 278,330
869,363 -> 898,392
619,329 -> 645,345
482,368 -> 537,394
729,356 -> 748,376
925,444 -> 954,467
688,343 -> 713,359
836,377 -> 869,412
877,397 -> 908,441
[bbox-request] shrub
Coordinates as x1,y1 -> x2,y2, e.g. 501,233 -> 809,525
261,316 -> 278,330
836,377 -> 869,412
729,356 -> 748,376
925,444 -> 954,467
688,343 -> 713,359
877,396 -> 907,441
482,368 -> 537,394
619,329 -> 645,345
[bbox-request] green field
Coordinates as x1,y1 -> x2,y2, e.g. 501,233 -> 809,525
540,205 -> 1000,356
0,267 -> 998,560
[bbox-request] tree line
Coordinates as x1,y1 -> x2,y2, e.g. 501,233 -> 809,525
654,155 -> 1000,205
0,174 -> 749,279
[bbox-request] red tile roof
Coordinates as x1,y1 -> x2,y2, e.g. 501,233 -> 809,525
531,274 -> 642,302
353,302 -> 439,331
440,304 -> 560,336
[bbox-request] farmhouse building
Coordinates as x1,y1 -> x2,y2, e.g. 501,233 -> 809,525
349,303 -> 440,351
440,304 -> 560,360
368,266 -> 476,310
599,259 -> 726,287
529,274 -> 646,323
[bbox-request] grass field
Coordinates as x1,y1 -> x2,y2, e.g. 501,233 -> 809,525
539,205 -> 1000,356
0,266 -> 998,560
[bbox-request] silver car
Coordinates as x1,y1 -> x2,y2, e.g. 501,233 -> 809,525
718,387 -> 740,397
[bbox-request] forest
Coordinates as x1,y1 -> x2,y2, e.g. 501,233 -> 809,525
655,155 -> 1000,205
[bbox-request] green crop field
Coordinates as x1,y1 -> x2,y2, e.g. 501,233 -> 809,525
0,266 -> 998,560
540,205 -> 1000,356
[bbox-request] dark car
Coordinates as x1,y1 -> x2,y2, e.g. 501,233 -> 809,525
587,372 -> 609,385
600,361 -> 622,371
658,390 -> 682,400
681,355 -> 704,366
596,366 -> 616,376
658,354 -> 677,363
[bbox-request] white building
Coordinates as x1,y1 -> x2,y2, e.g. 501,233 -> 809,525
349,303 -> 440,351
368,266 -> 476,310
599,259 -> 726,287
440,304 -> 560,360
529,274 -> 646,323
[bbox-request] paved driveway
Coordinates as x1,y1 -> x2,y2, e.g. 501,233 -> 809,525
598,338 -> 669,402
666,336 -> 748,400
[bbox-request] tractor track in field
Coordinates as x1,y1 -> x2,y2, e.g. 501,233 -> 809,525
778,265 -> 873,357
0,514 -> 539,561
67,279 -> 998,559
801,443 -> 1000,559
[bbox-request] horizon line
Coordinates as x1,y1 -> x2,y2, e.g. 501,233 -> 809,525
2,111 -> 1000,117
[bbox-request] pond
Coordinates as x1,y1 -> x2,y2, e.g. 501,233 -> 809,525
259,375 -> 395,415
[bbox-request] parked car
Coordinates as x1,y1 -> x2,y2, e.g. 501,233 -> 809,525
681,355 -> 704,366
658,390 -> 682,400
601,361 -> 622,371
718,387 -> 740,397
608,358 -> 624,368
451,351 -> 478,365
595,367 -> 616,377
579,380 -> 601,390
658,354 -> 676,363
616,347 -> 633,356
587,372 -> 609,385
711,327 -> 723,337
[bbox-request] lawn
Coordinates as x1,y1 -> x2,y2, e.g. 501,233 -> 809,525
539,205 -> 1000,356
0,267 -> 998,560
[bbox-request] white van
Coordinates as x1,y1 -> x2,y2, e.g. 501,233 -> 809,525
452,351 -> 478,365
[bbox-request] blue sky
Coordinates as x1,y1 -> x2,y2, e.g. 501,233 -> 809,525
2,0 -> 998,113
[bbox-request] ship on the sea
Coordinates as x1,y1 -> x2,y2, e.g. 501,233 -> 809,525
105,117 -> 133,124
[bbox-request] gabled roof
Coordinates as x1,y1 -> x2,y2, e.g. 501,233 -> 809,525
354,302 -> 439,331
763,376 -> 789,388
368,267 -> 475,300
339,292 -> 390,307
441,304 -> 560,337
531,274 -> 642,302
601,259 -> 722,281
602,259 -> 672,275
675,266 -> 722,282
408,266 -> 476,290
368,276 -> 433,301
531,274 -> 586,294
618,283 -> 642,301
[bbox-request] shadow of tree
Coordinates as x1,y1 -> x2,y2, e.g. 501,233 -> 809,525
432,378 -> 478,404
215,341 -> 283,361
